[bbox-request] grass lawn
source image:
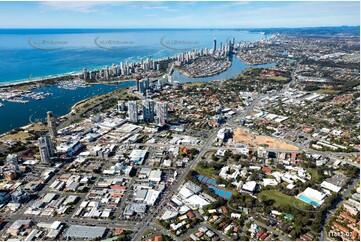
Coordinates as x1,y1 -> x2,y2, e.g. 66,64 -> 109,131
315,89 -> 338,94
1,131 -> 30,141
118,92 -> 137,100
307,169 -> 322,182
29,123 -> 47,132
267,76 -> 289,82
258,189 -> 298,207
194,165 -> 219,178
184,82 -> 206,88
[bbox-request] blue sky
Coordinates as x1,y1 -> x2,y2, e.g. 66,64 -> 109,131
0,1 -> 359,28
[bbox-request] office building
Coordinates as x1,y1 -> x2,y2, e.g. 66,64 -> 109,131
128,101 -> 138,123
6,154 -> 18,168
142,99 -> 155,123
12,189 -> 29,204
3,171 -> 17,181
0,191 -> 11,204
155,101 -> 168,126
117,100 -> 126,112
143,78 -> 150,90
64,225 -> 107,240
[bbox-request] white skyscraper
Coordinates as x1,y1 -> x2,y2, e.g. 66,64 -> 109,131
142,99 -> 155,123
117,100 -> 126,112
143,78 -> 150,90
128,101 -> 138,123
104,66 -> 110,80
155,101 -> 168,126
82,68 -> 88,81
6,154 -> 18,169
38,135 -> 52,164
138,80 -> 145,93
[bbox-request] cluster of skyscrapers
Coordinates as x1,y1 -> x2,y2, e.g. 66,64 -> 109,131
127,100 -> 168,126
82,57 -> 161,81
136,77 -> 150,94
176,37 -> 235,64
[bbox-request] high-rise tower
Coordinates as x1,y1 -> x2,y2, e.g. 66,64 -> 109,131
155,101 -> 168,126
142,99 -> 155,123
47,111 -> 57,140
38,135 -> 52,164
213,38 -> 217,54
128,101 -> 138,123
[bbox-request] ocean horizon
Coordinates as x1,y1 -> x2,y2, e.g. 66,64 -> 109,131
0,28 -> 266,85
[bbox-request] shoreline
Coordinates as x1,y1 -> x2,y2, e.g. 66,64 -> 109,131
0,73 -> 80,89
0,34 -> 267,137
0,31 -> 273,89
0,56 -> 174,90
0,86 -> 131,138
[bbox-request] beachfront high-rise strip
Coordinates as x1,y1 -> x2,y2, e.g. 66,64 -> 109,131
128,101 -> 138,123
155,101 -> 168,126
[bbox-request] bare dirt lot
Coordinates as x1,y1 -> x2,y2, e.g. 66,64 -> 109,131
233,128 -> 300,151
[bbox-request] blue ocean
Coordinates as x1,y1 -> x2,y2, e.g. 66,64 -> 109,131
0,29 -> 265,84
0,29 -> 268,134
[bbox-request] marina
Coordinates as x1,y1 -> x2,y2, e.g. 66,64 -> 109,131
57,80 -> 89,90
0,54 -> 274,134
0,90 -> 53,105
0,29 -> 267,134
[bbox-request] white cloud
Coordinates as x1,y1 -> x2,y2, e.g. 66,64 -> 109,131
142,4 -> 177,12
39,1 -> 124,13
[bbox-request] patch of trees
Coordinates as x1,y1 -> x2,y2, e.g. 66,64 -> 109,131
301,59 -> 360,69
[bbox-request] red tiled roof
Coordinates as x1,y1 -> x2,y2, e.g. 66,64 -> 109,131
262,167 -> 273,173
256,230 -> 265,238
110,185 -> 126,190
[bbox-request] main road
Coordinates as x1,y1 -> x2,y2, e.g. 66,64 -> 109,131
131,88 -> 264,241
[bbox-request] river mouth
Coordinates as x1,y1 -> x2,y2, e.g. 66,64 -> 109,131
0,29 -> 273,135
0,56 -> 276,135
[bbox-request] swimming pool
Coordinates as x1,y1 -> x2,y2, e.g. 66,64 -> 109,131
299,195 -> 319,207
